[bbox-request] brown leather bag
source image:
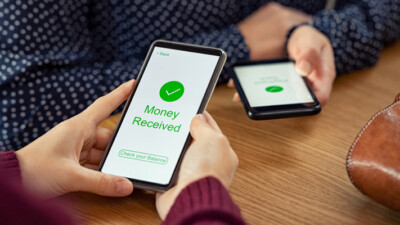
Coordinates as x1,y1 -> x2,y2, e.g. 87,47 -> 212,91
347,93 -> 400,211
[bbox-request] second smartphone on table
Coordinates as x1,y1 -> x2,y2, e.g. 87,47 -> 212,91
230,59 -> 321,120
99,40 -> 227,191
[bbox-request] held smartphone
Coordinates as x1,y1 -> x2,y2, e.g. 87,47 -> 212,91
99,40 -> 227,191
230,59 -> 321,120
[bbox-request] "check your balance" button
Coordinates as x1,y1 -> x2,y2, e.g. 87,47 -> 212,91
118,149 -> 168,165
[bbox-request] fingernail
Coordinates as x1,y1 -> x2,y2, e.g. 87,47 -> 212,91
227,79 -> 234,87
126,79 -> 135,87
197,114 -> 206,121
116,179 -> 132,195
233,93 -> 239,102
296,60 -> 312,76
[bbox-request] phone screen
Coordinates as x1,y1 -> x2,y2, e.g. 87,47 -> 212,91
101,46 -> 220,186
233,61 -> 314,107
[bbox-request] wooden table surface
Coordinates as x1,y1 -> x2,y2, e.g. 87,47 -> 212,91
66,41 -> 400,225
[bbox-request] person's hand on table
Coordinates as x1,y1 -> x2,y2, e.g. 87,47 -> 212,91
16,80 -> 136,198
238,2 -> 312,60
155,112 -> 239,220
230,25 -> 336,106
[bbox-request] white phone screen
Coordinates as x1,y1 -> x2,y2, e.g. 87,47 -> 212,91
234,62 -> 314,107
101,46 -> 219,185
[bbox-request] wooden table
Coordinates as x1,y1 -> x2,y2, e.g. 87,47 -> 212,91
66,41 -> 400,225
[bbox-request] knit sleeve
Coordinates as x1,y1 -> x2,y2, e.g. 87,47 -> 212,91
0,151 -> 23,184
311,0 -> 400,74
0,151 -> 74,225
163,176 -> 246,225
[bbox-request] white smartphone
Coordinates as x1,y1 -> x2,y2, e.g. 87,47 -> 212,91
99,40 -> 227,191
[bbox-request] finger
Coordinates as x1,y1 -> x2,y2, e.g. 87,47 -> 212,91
94,127 -> 113,150
307,45 -> 336,106
227,79 -> 235,88
233,92 -> 241,102
86,149 -> 105,165
190,114 -> 219,140
75,167 -> 133,196
82,79 -> 135,125
308,72 -> 330,106
203,111 -> 223,134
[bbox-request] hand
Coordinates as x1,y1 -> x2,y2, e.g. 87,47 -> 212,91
287,25 -> 336,106
16,80 -> 135,198
230,26 -> 336,106
155,112 -> 238,220
238,2 -> 311,60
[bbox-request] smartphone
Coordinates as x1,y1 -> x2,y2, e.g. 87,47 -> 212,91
230,59 -> 321,120
99,40 -> 227,191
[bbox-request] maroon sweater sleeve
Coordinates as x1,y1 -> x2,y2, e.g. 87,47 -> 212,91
163,176 -> 247,225
0,151 -> 73,225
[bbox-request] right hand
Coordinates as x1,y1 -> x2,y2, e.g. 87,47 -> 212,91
287,25 -> 336,106
238,2 -> 312,60
155,112 -> 239,220
229,25 -> 336,106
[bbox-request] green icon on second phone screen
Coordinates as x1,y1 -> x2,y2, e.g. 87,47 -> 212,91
160,81 -> 184,102
266,86 -> 283,93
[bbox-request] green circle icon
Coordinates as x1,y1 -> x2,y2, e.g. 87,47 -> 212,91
160,81 -> 185,102
266,86 -> 283,93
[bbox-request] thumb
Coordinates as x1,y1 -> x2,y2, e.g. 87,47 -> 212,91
287,26 -> 323,76
190,114 -> 216,140
75,168 -> 133,196
294,47 -> 321,76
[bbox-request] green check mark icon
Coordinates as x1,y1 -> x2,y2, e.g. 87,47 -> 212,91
160,81 -> 185,102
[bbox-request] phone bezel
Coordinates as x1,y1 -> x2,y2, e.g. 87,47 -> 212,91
230,59 -> 321,120
98,40 -> 227,192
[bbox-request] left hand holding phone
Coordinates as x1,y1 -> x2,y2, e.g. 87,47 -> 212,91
16,80 -> 136,198
156,112 -> 239,220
